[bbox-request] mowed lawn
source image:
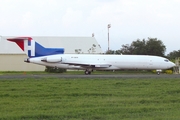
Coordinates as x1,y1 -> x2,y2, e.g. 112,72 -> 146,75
0,78 -> 180,120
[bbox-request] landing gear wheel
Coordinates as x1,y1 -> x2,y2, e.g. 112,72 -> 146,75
156,70 -> 162,75
157,72 -> 160,75
85,70 -> 89,75
88,71 -> 91,75
85,70 -> 91,75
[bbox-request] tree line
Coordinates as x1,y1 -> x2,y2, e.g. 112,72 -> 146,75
45,37 -> 178,73
106,37 -> 179,60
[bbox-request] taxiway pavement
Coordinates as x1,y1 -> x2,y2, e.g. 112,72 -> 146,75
0,74 -> 180,79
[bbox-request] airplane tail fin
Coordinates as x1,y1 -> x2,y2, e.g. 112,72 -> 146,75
7,37 -> 64,58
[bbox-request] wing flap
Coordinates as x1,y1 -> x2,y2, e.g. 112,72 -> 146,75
62,62 -> 111,68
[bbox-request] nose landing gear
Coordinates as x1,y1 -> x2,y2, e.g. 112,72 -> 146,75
156,69 -> 162,75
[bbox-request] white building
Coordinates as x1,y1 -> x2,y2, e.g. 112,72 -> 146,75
0,36 -> 103,71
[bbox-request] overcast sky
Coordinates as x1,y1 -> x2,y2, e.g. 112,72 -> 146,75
0,0 -> 180,54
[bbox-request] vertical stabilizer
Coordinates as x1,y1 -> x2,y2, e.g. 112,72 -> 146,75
7,37 -> 64,57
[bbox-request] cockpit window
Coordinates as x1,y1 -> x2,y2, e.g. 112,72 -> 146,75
164,59 -> 169,62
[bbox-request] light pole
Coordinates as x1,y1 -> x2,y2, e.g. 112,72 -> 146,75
107,24 -> 111,52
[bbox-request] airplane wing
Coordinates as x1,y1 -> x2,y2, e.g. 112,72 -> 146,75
40,57 -> 111,68
62,62 -> 112,68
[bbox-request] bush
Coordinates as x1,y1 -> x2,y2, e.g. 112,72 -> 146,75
152,69 -> 173,74
165,70 -> 173,74
45,66 -> 66,73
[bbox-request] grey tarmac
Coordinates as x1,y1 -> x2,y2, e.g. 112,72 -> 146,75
0,74 -> 180,79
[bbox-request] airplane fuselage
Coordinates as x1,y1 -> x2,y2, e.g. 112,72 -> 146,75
27,54 -> 174,70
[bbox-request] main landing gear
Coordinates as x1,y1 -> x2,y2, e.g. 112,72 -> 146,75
84,69 -> 92,75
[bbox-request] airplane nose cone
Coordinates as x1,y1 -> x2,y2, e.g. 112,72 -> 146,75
170,62 -> 176,68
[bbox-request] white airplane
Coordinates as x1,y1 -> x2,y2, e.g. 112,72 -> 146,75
7,37 -> 175,75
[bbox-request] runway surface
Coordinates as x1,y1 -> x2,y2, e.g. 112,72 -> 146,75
0,74 -> 180,79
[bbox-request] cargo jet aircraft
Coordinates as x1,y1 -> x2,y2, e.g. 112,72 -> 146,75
7,37 -> 175,75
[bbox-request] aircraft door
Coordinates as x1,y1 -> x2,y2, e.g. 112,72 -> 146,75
149,59 -> 153,65
148,59 -> 153,68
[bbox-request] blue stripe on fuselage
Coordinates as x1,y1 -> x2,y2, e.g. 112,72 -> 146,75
29,41 -> 64,57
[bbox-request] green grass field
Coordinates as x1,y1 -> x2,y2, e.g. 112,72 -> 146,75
0,77 -> 180,120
